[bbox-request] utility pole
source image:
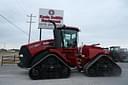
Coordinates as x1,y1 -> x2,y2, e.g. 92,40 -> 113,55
27,14 -> 36,43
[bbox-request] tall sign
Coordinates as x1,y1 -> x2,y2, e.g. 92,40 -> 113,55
39,8 -> 64,29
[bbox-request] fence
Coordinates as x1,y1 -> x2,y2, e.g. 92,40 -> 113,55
1,55 -> 19,66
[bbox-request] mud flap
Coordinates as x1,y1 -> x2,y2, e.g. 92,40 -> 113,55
83,55 -> 122,77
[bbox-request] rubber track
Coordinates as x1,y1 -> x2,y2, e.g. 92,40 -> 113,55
29,54 -> 70,80
83,55 -> 122,77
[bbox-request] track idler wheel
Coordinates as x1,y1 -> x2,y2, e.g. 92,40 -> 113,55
29,54 -> 70,80
83,55 -> 122,77
29,65 -> 41,80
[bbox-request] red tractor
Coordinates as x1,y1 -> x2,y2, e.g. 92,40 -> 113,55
18,21 -> 121,80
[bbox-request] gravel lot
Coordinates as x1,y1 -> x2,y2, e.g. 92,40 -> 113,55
0,63 -> 128,85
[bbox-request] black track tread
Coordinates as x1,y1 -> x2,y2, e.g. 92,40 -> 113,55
29,54 -> 70,80
83,55 -> 122,77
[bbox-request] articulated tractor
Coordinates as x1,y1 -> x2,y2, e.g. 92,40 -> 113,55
18,21 -> 121,80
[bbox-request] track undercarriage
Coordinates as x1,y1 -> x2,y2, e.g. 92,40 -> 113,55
83,55 -> 121,77
29,54 -> 121,80
29,54 -> 70,80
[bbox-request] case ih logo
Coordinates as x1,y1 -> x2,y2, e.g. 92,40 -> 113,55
39,8 -> 64,29
49,10 -> 55,15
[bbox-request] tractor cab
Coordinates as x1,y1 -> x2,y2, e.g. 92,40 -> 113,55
54,26 -> 79,48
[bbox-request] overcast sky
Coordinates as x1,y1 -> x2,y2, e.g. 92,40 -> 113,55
0,0 -> 128,49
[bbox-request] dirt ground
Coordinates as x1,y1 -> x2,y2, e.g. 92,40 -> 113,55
0,63 -> 128,85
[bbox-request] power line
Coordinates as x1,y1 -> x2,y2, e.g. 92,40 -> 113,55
0,14 -> 28,36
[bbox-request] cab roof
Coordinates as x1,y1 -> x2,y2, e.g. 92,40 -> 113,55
57,25 -> 80,32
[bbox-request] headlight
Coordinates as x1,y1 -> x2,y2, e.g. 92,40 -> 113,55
19,54 -> 23,58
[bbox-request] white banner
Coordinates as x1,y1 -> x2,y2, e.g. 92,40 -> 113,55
39,8 -> 64,29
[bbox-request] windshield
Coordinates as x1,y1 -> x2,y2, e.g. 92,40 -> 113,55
62,29 -> 77,48
110,47 -> 120,51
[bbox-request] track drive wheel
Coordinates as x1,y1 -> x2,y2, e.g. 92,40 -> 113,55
29,54 -> 70,80
83,55 -> 122,77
